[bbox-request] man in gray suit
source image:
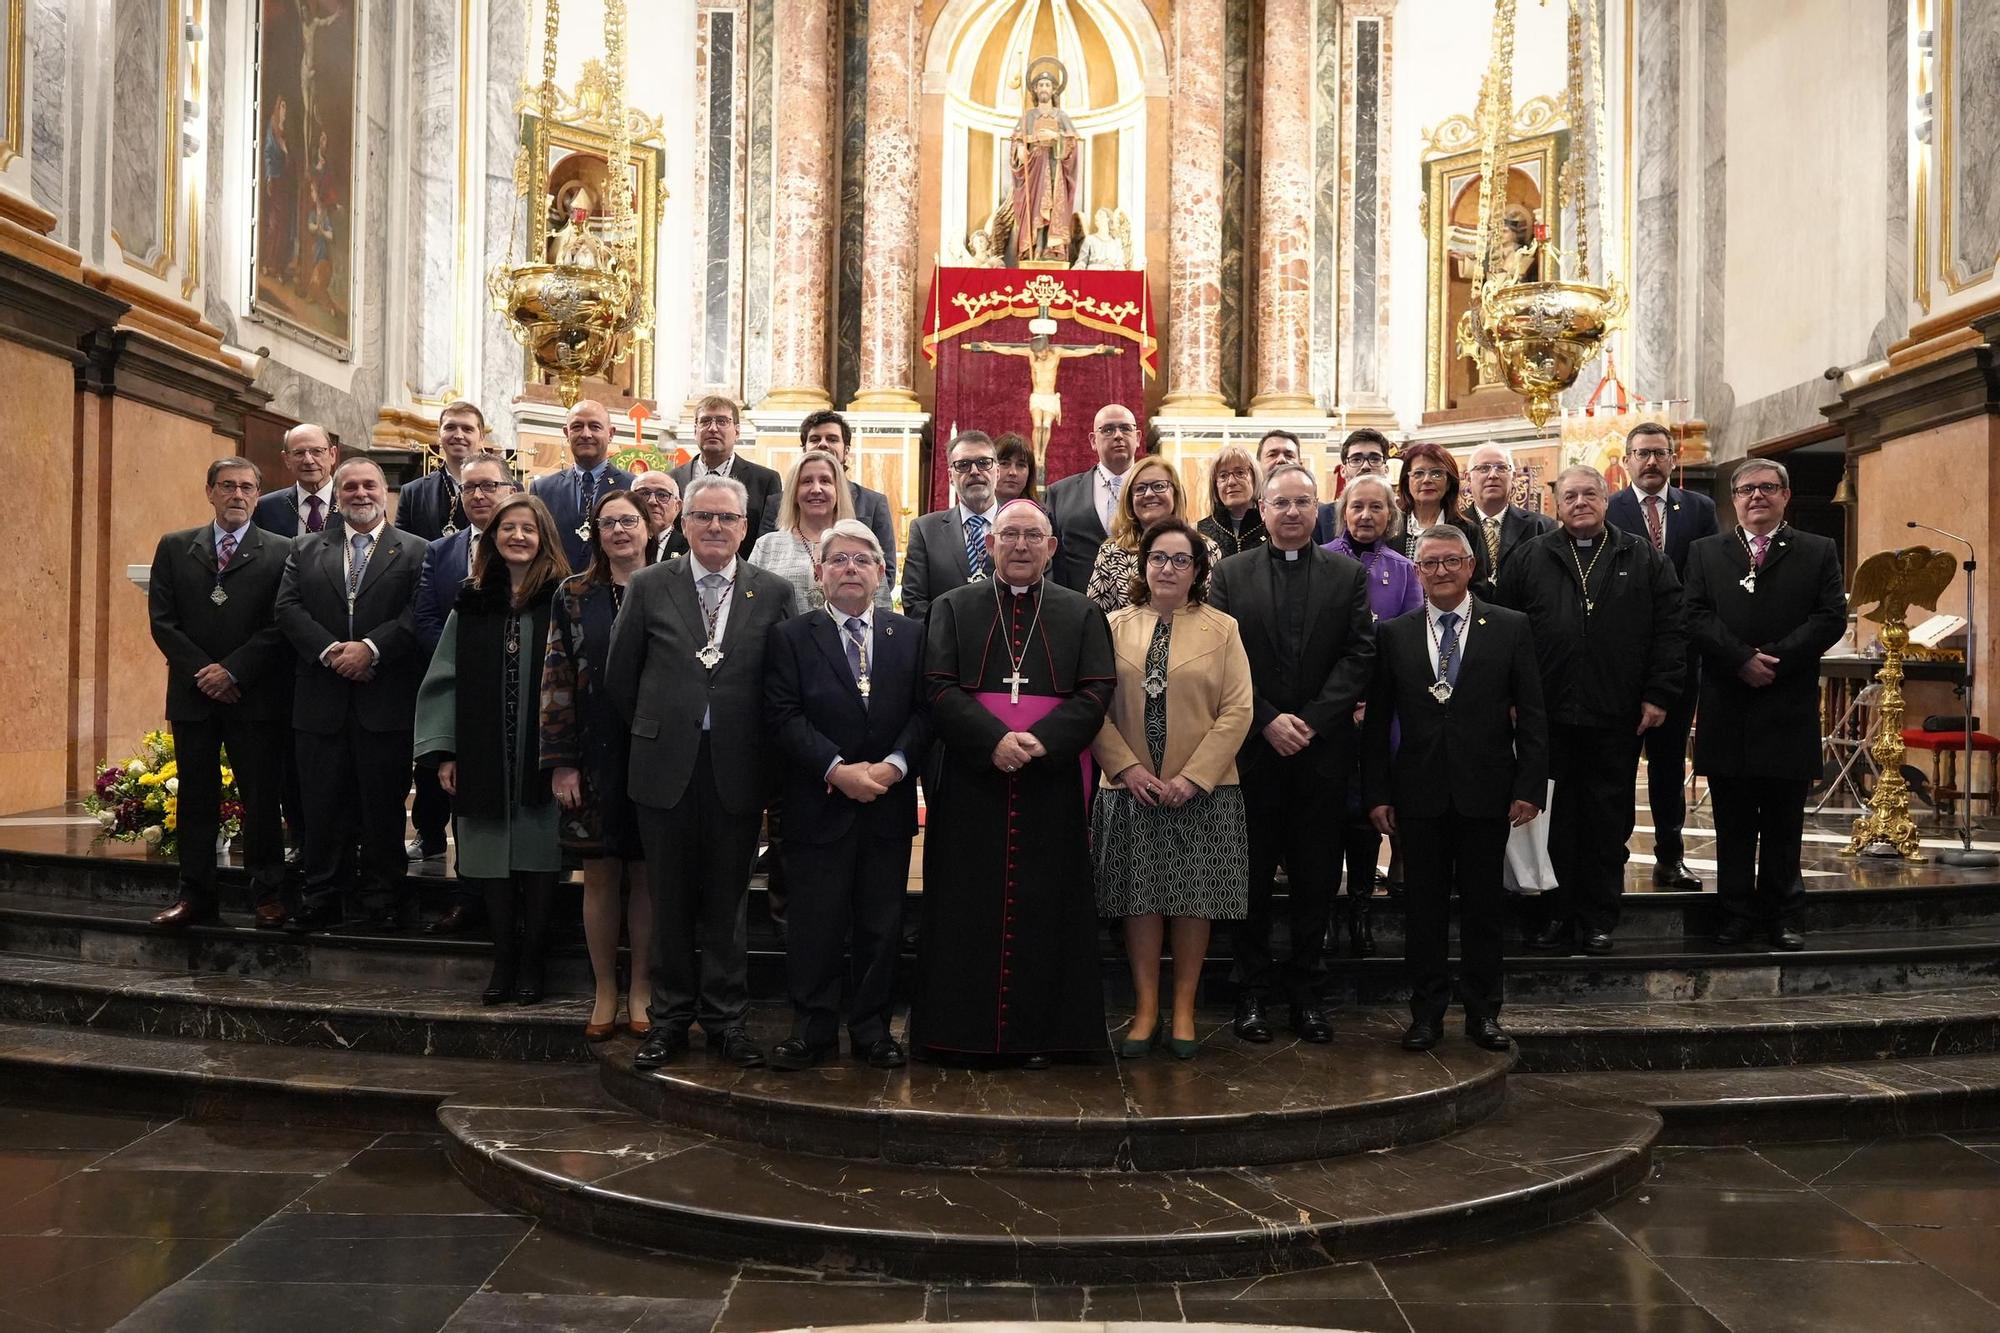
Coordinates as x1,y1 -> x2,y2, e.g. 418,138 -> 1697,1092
1041,402 -> 1140,591
758,410 -> 899,583
900,430 -> 999,619
607,474 -> 798,1070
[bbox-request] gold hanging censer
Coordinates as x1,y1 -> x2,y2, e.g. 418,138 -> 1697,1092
1466,0 -> 1627,428
1842,548 -> 1958,861
488,0 -> 649,407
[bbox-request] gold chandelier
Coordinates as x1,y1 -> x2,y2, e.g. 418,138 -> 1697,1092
1467,0 -> 1627,428
488,0 -> 651,407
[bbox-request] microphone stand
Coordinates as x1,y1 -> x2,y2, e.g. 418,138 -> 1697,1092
1908,521 -> 1997,867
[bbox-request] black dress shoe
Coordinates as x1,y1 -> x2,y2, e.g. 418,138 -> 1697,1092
768,1037 -> 837,1071
633,1029 -> 691,1068
1715,918 -> 1753,946
1767,926 -> 1805,951
1465,1016 -> 1513,1051
1525,919 -> 1573,952
1291,1004 -> 1333,1044
283,903 -> 339,935
859,1036 -> 906,1069
714,1029 -> 765,1067
1401,1020 -> 1441,1051
1021,1053 -> 1051,1070
1653,860 -> 1702,889
426,904 -> 474,935
1233,996 -> 1273,1044
1581,931 -> 1615,955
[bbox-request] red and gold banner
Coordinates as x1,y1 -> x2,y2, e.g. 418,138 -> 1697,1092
923,267 -> 1158,375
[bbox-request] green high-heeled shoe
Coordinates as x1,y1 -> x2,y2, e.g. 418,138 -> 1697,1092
1117,1024 -> 1160,1058
1166,1034 -> 1201,1060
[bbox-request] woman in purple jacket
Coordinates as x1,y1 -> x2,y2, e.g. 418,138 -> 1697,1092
1324,474 -> 1424,954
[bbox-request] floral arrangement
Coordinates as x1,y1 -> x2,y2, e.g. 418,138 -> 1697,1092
83,730 -> 241,858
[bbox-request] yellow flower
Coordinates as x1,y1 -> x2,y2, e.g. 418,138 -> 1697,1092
165,812 -> 177,831
138,772 -> 160,787
219,768 -> 235,787
159,761 -> 177,780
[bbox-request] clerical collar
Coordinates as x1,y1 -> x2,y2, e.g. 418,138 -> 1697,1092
1270,544 -> 1306,562
1568,530 -> 1600,548
1005,581 -> 1036,595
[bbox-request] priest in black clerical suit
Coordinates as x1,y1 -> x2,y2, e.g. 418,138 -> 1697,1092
1207,464 -> 1376,1044
914,499 -> 1115,1065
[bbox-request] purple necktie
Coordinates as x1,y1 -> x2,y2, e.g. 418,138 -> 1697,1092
305,493 -> 325,533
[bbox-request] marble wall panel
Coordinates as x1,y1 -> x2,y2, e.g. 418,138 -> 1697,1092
0,341 -> 78,813
109,0 -> 166,262
741,0 -> 775,408
834,0 -> 866,409
1949,0 -> 2000,278
28,0 -> 68,241
201,0 -> 232,336
1310,0 -> 1337,408
1630,0 -> 1679,397
1218,0 -> 1248,411
410,0 -> 458,398
0,0 -> 12,155
1345,16 -> 1383,400
1876,0 -> 1907,354
699,8 -> 740,393
1695,0 -> 1729,441
479,0 -> 527,444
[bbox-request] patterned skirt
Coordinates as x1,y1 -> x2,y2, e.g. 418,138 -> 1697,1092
1091,783 -> 1249,920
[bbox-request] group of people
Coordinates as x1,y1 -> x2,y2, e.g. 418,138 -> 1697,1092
146,394 -> 1845,1066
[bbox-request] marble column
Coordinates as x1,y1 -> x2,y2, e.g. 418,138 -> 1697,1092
1337,0 -> 1397,424
758,0 -> 835,412
1160,0 -> 1230,415
847,0 -> 920,412
1249,0 -> 1317,415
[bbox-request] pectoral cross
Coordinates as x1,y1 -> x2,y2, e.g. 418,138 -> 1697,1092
1002,668 -> 1028,705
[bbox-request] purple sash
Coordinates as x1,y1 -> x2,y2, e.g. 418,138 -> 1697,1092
973,691 -> 1092,800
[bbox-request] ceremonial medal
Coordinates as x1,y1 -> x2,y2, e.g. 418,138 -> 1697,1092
696,643 -> 724,670
1143,673 -> 1167,699
1429,680 -> 1453,703
968,568 -> 988,582
442,519 -> 459,536
576,520 -> 593,544
1739,572 -> 1757,595
858,674 -> 872,699
210,586 -> 228,606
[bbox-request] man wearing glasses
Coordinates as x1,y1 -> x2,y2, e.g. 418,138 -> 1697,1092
1313,428 -> 1396,544
254,423 -> 339,538
1463,441 -> 1554,590
630,471 -> 683,562
902,430 -> 1001,619
668,395 -> 781,559
1606,421 -> 1718,890
1044,403 -> 1142,591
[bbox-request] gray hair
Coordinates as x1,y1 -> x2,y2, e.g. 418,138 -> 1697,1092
1341,473 -> 1397,511
1734,458 -> 1790,489
1262,462 -> 1319,496
206,456 -> 261,487
1470,440 -> 1514,467
330,455 -> 384,485
816,518 -> 883,565
1553,464 -> 1608,496
683,473 -> 748,515
1414,524 -> 1474,556
461,451 -> 513,483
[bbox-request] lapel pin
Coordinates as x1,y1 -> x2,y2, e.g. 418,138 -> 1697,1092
884,624 -> 894,636
1478,617 -> 1488,625
744,588 -> 755,598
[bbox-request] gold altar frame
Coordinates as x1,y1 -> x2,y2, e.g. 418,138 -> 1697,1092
1421,130 -> 1568,414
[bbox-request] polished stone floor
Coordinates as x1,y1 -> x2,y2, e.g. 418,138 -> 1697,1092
4,1101 -> 1999,1332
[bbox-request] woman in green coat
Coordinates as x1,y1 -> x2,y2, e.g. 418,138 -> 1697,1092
417,493 -> 571,1004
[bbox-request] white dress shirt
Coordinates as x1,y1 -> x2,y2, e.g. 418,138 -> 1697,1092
326,518 -> 388,665
1424,593 -> 1474,677
1093,464 -> 1127,527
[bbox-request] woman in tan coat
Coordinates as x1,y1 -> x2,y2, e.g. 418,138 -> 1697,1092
1091,518 -> 1254,1060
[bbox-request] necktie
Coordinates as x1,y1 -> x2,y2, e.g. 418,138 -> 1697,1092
1482,515 -> 1502,570
217,532 -> 237,571
579,468 -> 597,518
1436,611 -> 1462,688
844,616 -> 868,690
348,532 -> 373,596
1103,472 -> 1122,527
699,571 -> 726,619
305,493 -> 325,533
963,513 -> 986,577
1751,533 -> 1769,568
1644,494 -> 1664,550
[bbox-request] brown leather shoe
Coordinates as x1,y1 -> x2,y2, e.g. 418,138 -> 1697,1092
426,904 -> 473,935
253,902 -> 289,930
153,900 -> 219,930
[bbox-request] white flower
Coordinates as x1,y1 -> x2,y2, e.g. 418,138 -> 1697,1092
140,824 -> 164,845
96,810 -> 116,828
165,777 -> 179,795
127,759 -> 147,776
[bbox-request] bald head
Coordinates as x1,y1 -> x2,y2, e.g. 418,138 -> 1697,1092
1468,442 -> 1515,516
1091,403 -> 1139,474
564,399 -> 612,469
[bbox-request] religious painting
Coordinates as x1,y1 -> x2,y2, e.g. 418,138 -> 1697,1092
250,0 -> 357,356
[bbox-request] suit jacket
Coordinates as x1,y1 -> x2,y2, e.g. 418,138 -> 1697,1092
275,524 -> 430,734
1608,484 -> 1718,577
1092,603 -> 1254,792
766,607 -> 930,844
667,455 -> 782,560
394,469 -> 462,543
604,555 -> 798,813
1684,527 -> 1846,780
253,485 -> 338,540
900,505 -> 993,620
1043,469 -> 1109,592
530,464 -> 636,572
413,527 -> 476,651
148,524 -> 295,723
760,480 -> 900,583
1362,599 -> 1549,820
1467,503 -> 1556,582
1207,545 -> 1378,780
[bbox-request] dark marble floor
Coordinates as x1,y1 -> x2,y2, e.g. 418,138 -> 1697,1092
5,1100 -> 1999,1332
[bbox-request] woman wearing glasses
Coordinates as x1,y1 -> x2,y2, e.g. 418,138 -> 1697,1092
749,450 -> 885,610
1394,442 -> 1488,586
1091,518 -> 1253,1060
1196,444 -> 1268,557
541,490 -> 656,1040
1084,457 -> 1223,611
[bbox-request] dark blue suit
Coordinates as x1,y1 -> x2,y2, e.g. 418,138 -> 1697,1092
765,606 -> 929,1047
253,485 -> 337,540
414,528 -> 476,651
1607,484 -> 1717,869
531,464 -> 635,573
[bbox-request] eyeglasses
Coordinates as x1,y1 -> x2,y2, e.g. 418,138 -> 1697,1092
686,510 -> 745,526
210,480 -> 259,494
1145,551 -> 1195,570
1415,555 -> 1471,573
1096,423 -> 1139,437
288,446 -> 330,458
597,515 -> 646,531
1265,497 -> 1317,513
1467,462 -> 1512,475
1129,480 -> 1174,498
695,415 -> 736,429
1406,468 -> 1450,483
822,552 -> 878,569
993,527 -> 1048,545
1214,468 -> 1252,483
950,457 -> 997,474
1732,481 -> 1784,497
634,489 -> 678,504
462,480 -> 512,495
1628,447 -> 1673,462
1344,452 -> 1387,467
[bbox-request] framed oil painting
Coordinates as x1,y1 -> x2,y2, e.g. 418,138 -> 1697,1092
251,0 -> 357,357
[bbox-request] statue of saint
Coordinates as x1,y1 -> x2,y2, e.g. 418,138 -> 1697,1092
1007,58 -> 1080,266
964,330 -> 1124,464
1071,208 -> 1129,270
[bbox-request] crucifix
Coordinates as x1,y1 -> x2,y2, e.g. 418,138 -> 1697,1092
1002,667 -> 1029,705
964,304 -> 1124,467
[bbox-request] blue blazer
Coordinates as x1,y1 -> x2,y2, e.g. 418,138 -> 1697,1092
414,528 -> 475,651
765,607 -> 930,845
253,486 -> 340,539
1607,484 -> 1718,578
531,464 -> 635,573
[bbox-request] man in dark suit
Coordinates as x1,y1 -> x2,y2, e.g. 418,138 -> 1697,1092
764,520 -> 928,1070
1209,463 -> 1376,1043
275,458 -> 431,934
147,458 -> 294,929
1464,441 -> 1555,591
757,411 -> 899,583
1606,421 -> 1718,889
666,395 -> 781,560
607,474 -> 798,1070
530,398 -> 634,572
393,399 -> 485,542
1685,461 -> 1845,951
1042,402 -> 1139,591
631,470 -> 682,561
900,430 -> 1000,619
1366,526 -> 1548,1053
1497,464 -> 1686,955
253,423 -> 338,538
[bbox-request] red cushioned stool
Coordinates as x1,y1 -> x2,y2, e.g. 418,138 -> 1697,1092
1901,729 -> 2000,825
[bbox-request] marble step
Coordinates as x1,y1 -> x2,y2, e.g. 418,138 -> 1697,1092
593,1009 -> 1512,1171
440,1078 -> 1657,1284
1507,985 -> 2000,1072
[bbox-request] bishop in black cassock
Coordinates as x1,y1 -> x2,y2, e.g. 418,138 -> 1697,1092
913,499 -> 1115,1063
